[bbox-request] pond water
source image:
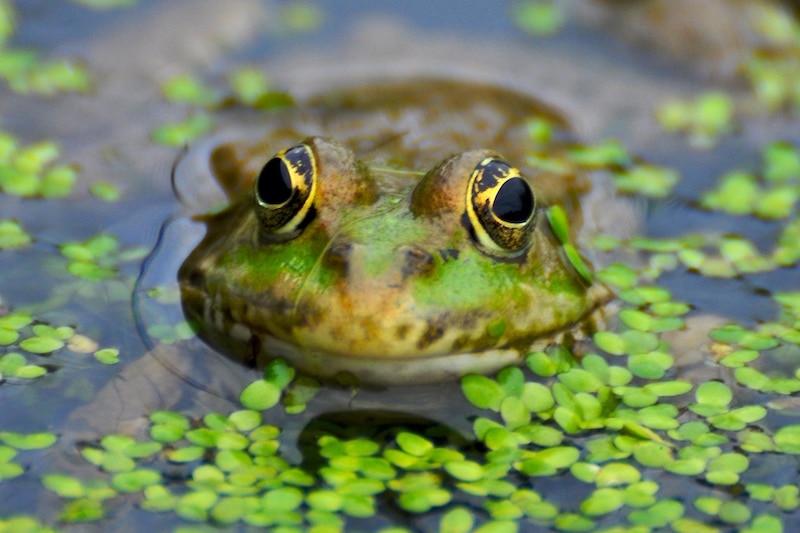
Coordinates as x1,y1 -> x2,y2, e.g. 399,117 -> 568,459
1,1 -> 800,531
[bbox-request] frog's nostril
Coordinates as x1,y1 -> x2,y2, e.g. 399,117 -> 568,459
398,245 -> 434,278
323,242 -> 352,276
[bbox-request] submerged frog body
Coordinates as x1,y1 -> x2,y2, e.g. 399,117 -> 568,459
178,79 -> 613,384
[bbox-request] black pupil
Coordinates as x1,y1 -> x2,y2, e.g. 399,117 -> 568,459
493,177 -> 534,224
257,157 -> 292,205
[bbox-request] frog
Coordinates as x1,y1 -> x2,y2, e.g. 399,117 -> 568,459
176,79 -> 617,386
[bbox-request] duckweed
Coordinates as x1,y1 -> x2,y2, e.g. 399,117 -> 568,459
278,2 -> 324,34
656,92 -> 733,149
151,114 -> 215,147
151,67 -> 295,146
0,219 -> 31,249
512,1 -> 564,37
0,133 -> 78,198
88,181 -> 121,202
743,5 -> 800,111
60,233 -> 137,281
239,361 -> 293,411
162,75 -> 220,107
0,310 -> 123,386
613,164 -> 680,198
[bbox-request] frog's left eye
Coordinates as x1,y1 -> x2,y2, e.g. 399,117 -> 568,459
253,143 -> 317,235
466,157 -> 536,256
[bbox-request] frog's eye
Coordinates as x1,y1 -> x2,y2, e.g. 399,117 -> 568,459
466,157 -> 536,256
253,143 -> 317,235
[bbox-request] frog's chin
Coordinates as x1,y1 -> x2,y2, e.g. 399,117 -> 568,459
257,335 -> 527,386
197,315 -> 581,385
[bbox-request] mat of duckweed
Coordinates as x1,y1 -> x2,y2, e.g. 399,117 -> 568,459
2,1 -> 800,532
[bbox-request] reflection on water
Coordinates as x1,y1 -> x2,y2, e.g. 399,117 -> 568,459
1,0 -> 800,531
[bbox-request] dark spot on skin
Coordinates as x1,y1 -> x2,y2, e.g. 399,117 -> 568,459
416,320 -> 446,350
395,324 -> 410,341
451,333 -> 474,352
439,248 -> 460,261
398,245 -> 434,279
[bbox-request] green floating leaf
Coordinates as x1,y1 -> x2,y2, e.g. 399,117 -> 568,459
512,1 -> 565,36
594,331 -> 626,356
93,348 -> 119,365
141,484 -> 177,512
657,91 -> 733,149
89,181 -> 121,201
568,139 -> 630,168
0,431 -> 57,450
695,381 -> 732,407
42,474 -> 86,498
614,164 -> 679,198
263,358 -> 295,389
440,506 -> 474,533
239,379 -> 281,411
774,424 -> 800,454
552,513 -> 595,532
111,469 -> 161,493
694,495 -> 721,515
643,380 -> 693,397
597,262 -> 638,290
396,487 -> 451,514
167,446 -> 204,463
462,374 -> 506,410
525,351 -> 557,377
501,396 -> 531,429
278,2 -> 324,34
18,336 -> 64,354
743,514 -> 785,533
151,114 -> 214,146
627,498 -> 684,528
0,219 -> 32,249
718,501 -> 751,525
40,165 -> 76,198
0,461 -> 24,481
0,312 -> 31,331
595,462 -> 641,487
444,460 -> 485,482
59,498 -> 105,523
774,485 -> 800,511
396,432 -> 433,457
580,487 -> 625,516
161,74 -> 219,107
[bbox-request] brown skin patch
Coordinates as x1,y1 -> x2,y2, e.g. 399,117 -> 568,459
395,324 -> 410,341
416,318 -> 447,350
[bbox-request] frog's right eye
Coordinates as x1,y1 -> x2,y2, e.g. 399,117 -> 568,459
253,143 -> 317,235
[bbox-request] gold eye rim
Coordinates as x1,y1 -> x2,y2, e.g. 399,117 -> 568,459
253,142 -> 318,235
465,156 -> 536,256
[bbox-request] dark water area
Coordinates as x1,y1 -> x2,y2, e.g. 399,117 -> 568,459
1,1 -> 800,531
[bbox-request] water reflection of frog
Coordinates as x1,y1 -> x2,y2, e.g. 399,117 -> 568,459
178,80 -> 614,385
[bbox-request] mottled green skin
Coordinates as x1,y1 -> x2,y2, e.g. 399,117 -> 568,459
179,79 -> 610,384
